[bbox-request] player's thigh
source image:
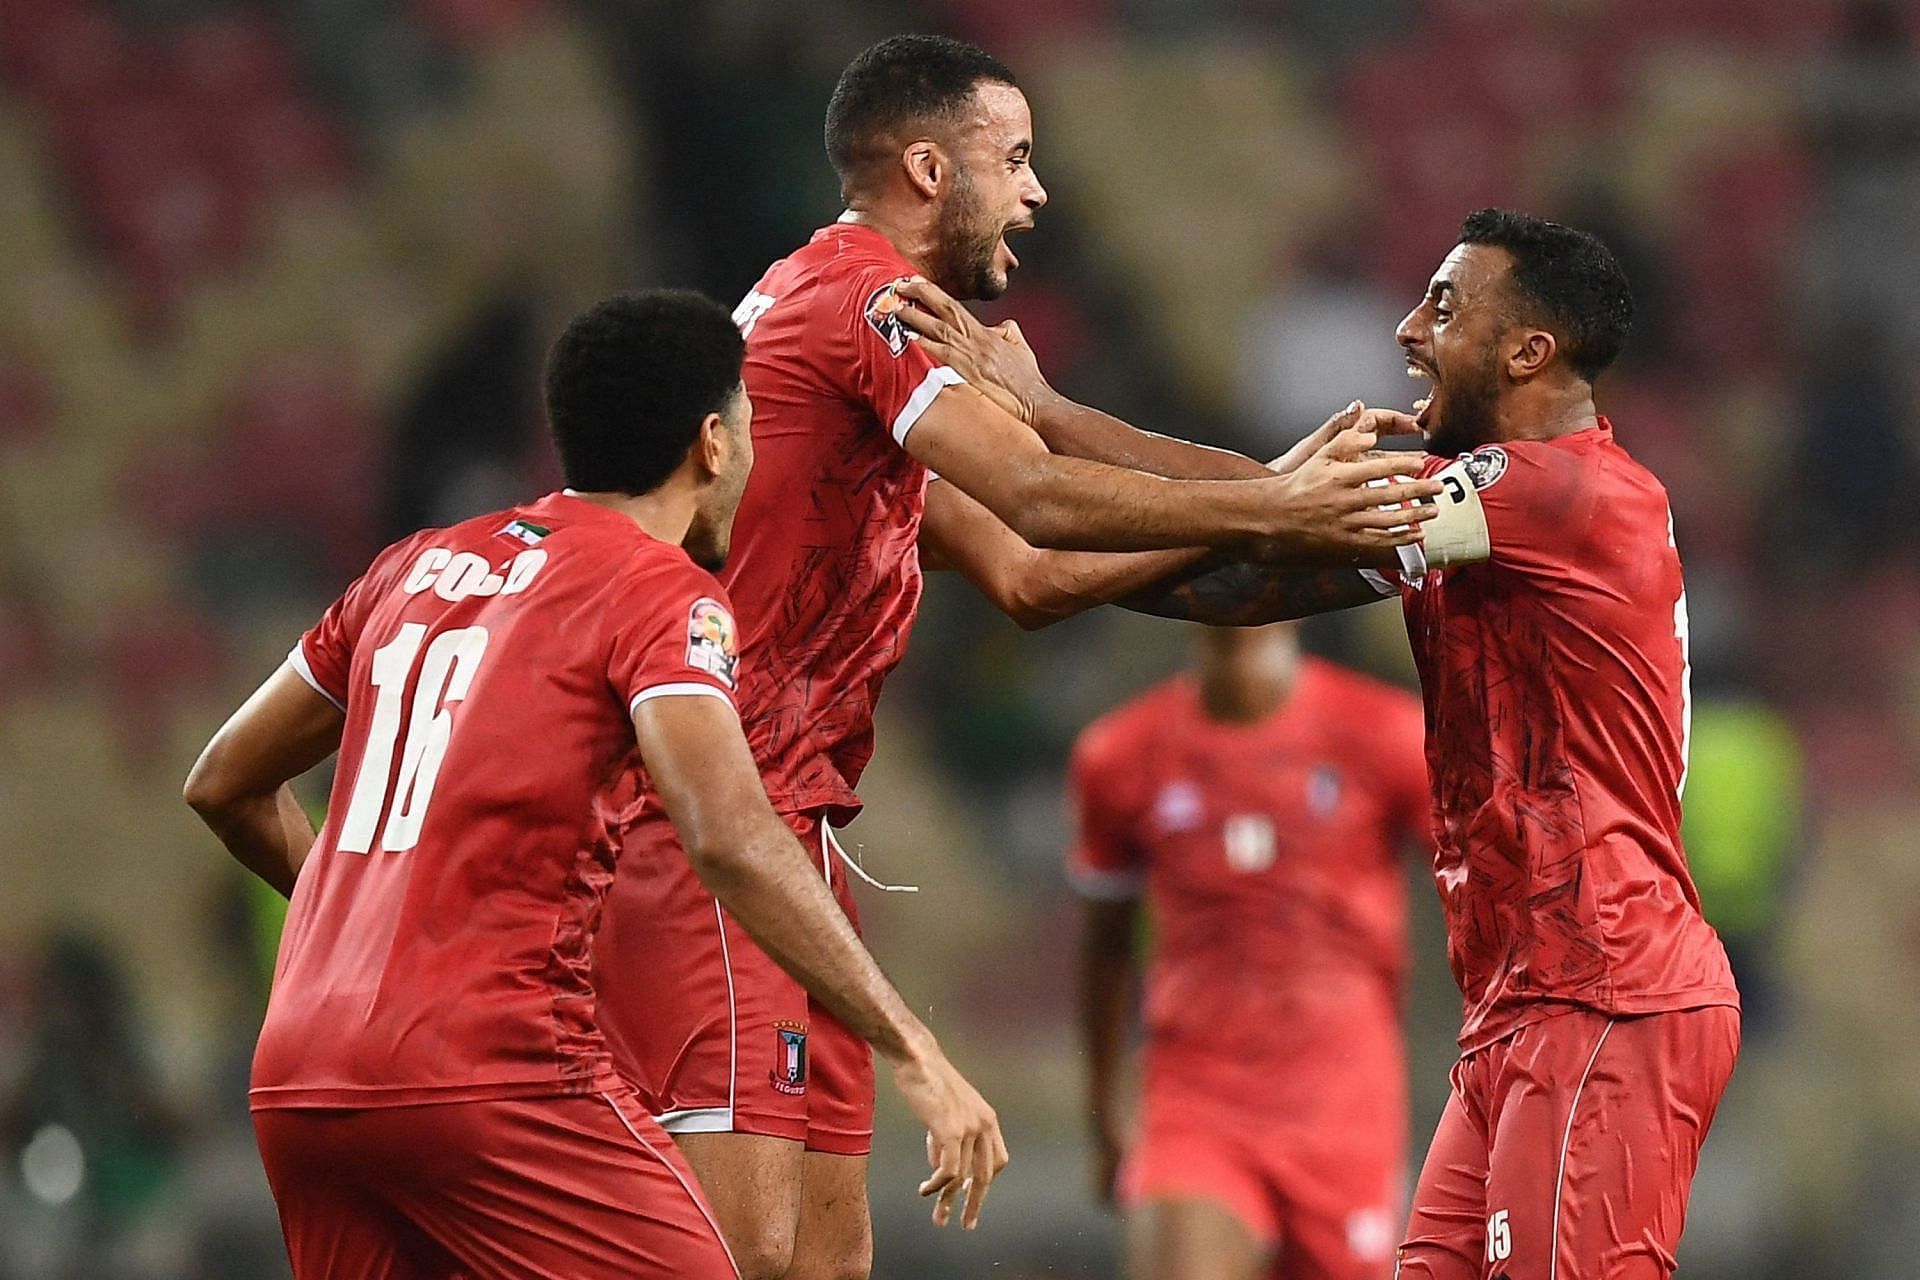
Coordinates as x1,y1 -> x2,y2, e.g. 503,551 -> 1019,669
386,1092 -> 737,1280
253,1109 -> 463,1280
1395,1086 -> 1490,1280
675,1130 -> 807,1280
1486,1007 -> 1740,1280
787,1149 -> 873,1280
1271,1140 -> 1403,1280
1130,1195 -> 1269,1280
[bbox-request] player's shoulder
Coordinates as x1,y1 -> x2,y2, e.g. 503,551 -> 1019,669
1301,657 -> 1419,716
1075,678 -> 1189,766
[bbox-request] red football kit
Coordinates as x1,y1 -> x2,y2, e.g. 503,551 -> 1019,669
1070,660 -> 1429,1279
253,492 -> 741,1279
595,223 -> 963,1154
1378,423 -> 1741,1280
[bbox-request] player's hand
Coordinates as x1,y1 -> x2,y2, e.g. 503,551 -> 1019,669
1255,409 -> 1442,567
1268,401 -> 1422,477
890,1036 -> 1009,1230
892,277 -> 1055,426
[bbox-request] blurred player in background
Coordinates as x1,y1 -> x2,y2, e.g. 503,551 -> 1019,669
1023,210 -> 1737,1279
182,292 -> 1003,1279
1071,623 -> 1429,1280
593,34 -> 1452,1280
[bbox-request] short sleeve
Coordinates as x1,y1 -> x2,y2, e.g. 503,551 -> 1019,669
828,268 -> 967,447
1066,720 -> 1147,900
290,560 -> 395,710
607,562 -> 741,720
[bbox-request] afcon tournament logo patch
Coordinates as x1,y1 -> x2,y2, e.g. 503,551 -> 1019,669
771,1021 -> 808,1095
863,279 -> 913,357
685,597 -> 738,689
1461,445 -> 1509,491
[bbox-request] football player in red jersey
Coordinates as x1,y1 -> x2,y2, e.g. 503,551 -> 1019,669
963,209 -> 1737,1280
1072,623 -> 1429,1280
183,292 -> 1005,1279
592,35 -> 1468,1280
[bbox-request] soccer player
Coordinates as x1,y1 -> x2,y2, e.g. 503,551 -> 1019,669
1071,622 -> 1430,1280
593,34 -> 1452,1280
182,292 -> 1006,1279
1021,210 -> 1740,1279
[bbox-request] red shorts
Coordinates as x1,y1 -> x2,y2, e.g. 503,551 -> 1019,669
1396,1004 -> 1740,1280
1122,1011 -> 1406,1280
596,809 -> 875,1156
252,1088 -> 735,1279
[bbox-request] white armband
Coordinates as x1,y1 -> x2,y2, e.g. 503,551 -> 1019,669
1417,456 -> 1492,569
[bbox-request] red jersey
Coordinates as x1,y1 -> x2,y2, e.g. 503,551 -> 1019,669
1068,660 -> 1429,1106
252,492 -> 742,1109
721,222 -> 965,818
1387,421 -> 1738,1051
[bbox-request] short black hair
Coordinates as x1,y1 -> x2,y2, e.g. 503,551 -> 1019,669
1459,208 -> 1635,382
825,34 -> 1018,194
544,291 -> 744,496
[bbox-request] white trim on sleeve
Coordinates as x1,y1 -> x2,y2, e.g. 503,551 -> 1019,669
1067,864 -> 1145,902
286,644 -> 346,712
891,366 -> 966,445
651,1105 -> 736,1134
628,682 -> 736,718
1358,568 -> 1400,598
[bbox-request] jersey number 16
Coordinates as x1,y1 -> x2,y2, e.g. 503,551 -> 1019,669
337,623 -> 490,854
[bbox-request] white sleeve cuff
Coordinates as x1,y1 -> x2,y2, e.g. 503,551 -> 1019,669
891,366 -> 966,445
1358,569 -> 1400,598
628,682 -> 737,718
287,644 -> 345,711
1067,865 -> 1144,902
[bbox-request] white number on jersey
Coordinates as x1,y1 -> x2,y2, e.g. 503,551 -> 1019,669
337,623 -> 490,854
733,290 -> 777,337
1668,506 -> 1692,800
1223,813 -> 1277,873
1486,1208 -> 1512,1264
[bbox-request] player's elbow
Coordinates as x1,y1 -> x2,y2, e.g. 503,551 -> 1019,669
182,747 -> 240,822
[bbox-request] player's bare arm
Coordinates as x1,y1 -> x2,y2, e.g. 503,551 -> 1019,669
1118,558 -> 1387,626
632,692 -> 1008,1230
895,276 -> 1429,484
184,664 -> 346,897
905,385 -> 1436,561
919,405 -> 1427,627
1077,895 -> 1139,1208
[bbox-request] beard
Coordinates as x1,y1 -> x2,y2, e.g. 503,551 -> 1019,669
931,168 -> 1007,302
1423,347 -> 1502,456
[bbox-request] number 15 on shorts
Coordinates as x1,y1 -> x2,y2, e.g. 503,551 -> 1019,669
1486,1208 -> 1512,1265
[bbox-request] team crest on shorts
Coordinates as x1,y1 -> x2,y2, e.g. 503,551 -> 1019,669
685,597 -> 738,688
1461,446 -> 1509,490
863,280 -> 913,357
771,1022 -> 809,1095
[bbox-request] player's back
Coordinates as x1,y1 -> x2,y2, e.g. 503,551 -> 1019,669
253,492 -> 736,1109
721,223 -> 961,818
1403,422 -> 1737,1049
1068,662 -> 1428,1108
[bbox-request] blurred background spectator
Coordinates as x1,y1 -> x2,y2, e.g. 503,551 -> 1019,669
1,0 -> 1916,1275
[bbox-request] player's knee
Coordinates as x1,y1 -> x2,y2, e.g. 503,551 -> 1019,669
725,1226 -> 796,1280
782,1250 -> 870,1280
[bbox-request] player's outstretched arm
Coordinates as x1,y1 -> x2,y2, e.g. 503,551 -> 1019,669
633,693 -> 1008,1230
893,278 -> 1430,484
184,664 -> 345,897
1077,895 -> 1140,1208
1121,557 -> 1392,625
921,405 -> 1415,628
905,385 -> 1436,561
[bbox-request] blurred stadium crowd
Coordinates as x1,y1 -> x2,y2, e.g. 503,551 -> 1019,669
2,0 -> 1918,1276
